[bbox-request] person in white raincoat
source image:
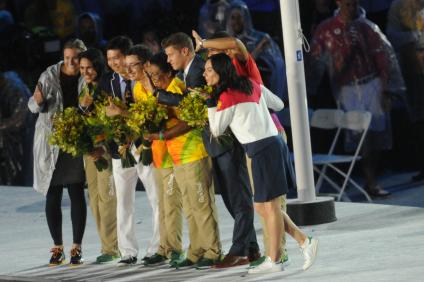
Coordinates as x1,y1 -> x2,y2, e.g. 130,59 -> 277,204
28,39 -> 88,266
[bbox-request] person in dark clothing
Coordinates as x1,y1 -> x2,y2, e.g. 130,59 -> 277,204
76,12 -> 107,50
0,71 -> 31,185
28,38 -> 87,266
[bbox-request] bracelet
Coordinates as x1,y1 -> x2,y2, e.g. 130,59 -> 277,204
159,131 -> 164,141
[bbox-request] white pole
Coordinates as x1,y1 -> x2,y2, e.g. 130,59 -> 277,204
279,0 -> 316,202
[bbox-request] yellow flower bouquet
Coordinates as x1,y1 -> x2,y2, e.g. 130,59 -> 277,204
178,86 -> 212,128
126,95 -> 168,165
49,107 -> 109,171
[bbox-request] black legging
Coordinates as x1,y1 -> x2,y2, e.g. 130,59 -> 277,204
45,183 -> 87,246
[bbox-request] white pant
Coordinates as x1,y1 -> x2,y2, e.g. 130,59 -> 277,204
112,154 -> 160,257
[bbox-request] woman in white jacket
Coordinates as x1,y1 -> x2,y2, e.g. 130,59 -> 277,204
204,53 -> 318,274
28,39 -> 87,266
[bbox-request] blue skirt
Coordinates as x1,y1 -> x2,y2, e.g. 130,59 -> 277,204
250,135 -> 291,202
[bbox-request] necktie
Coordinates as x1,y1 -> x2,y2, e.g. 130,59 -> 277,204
124,80 -> 133,105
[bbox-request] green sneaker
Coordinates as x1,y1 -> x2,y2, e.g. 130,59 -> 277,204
169,251 -> 184,268
279,251 -> 290,267
175,258 -> 195,269
195,258 -> 216,270
248,256 -> 267,269
96,254 -> 119,264
143,253 -> 167,266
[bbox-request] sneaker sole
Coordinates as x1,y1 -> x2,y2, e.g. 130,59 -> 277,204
303,239 -> 318,271
144,260 -> 169,267
96,260 -> 119,264
48,262 -> 64,267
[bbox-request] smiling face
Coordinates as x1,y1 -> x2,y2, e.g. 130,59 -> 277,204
125,55 -> 145,81
63,48 -> 81,75
79,57 -> 97,83
107,49 -> 127,76
147,63 -> 172,89
203,59 -> 220,87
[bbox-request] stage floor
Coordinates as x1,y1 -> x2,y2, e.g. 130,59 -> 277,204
0,186 -> 423,281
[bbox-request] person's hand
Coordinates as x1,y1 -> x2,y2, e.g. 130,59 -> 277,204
188,87 -> 210,99
79,93 -> 93,107
33,84 -> 44,105
144,133 -> 160,141
143,71 -> 155,93
192,30 -> 203,52
105,99 -> 122,117
89,147 -> 105,161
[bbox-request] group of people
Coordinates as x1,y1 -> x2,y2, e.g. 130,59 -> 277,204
28,27 -> 318,275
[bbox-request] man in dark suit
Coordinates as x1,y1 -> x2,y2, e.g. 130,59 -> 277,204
149,32 -> 221,270
159,32 -> 260,269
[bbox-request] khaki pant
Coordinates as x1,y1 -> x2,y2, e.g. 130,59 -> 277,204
84,155 -> 118,256
167,158 -> 221,262
155,167 -> 183,258
246,155 -> 286,257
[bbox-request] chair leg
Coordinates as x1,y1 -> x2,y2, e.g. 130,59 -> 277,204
313,166 -> 351,202
315,164 -> 329,193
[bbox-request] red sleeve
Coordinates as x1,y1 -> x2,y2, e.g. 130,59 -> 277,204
232,54 -> 263,84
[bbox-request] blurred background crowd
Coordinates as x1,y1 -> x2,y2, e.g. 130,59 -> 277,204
1,0 -> 423,195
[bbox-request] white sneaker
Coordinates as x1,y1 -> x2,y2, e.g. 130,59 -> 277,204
247,256 -> 283,274
301,237 -> 318,270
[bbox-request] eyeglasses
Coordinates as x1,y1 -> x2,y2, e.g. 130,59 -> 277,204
127,62 -> 142,69
147,72 -> 163,79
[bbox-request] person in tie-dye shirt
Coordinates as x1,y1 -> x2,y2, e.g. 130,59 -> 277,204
141,52 -> 221,269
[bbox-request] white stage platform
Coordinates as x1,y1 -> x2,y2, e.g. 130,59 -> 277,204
0,186 -> 423,281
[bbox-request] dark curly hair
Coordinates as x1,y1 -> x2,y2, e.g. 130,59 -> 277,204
78,48 -> 106,80
149,52 -> 177,77
126,44 -> 153,65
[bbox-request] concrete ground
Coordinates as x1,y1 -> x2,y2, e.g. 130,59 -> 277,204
0,172 -> 423,282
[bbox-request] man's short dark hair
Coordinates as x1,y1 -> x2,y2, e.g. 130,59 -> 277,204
106,36 -> 133,54
126,44 -> 153,64
63,38 -> 87,52
161,32 -> 194,53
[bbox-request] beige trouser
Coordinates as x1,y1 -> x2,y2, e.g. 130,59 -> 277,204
84,155 -> 118,256
246,156 -> 287,257
163,157 -> 221,262
155,167 -> 183,258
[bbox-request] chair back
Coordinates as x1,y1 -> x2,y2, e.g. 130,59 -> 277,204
310,109 -> 344,129
340,111 -> 372,131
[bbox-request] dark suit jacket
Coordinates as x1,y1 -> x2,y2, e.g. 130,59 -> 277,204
179,55 -> 206,88
98,71 -> 129,159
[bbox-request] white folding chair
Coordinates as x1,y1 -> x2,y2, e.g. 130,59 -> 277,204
312,109 -> 373,202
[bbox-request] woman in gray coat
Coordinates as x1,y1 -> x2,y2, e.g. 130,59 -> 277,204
28,39 -> 87,266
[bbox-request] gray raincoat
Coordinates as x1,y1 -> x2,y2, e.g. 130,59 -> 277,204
28,61 -> 84,195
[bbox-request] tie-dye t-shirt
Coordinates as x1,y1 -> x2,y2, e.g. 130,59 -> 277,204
133,78 -> 208,168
